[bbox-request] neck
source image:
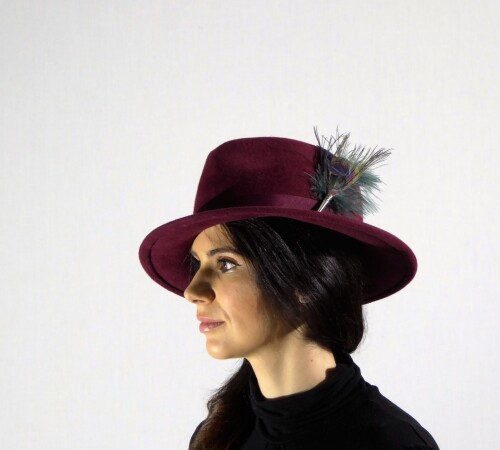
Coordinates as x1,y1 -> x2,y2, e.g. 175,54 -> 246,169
245,330 -> 337,399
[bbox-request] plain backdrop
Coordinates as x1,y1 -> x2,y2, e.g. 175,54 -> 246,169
1,1 -> 499,449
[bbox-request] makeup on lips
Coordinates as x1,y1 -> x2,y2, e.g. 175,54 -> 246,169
198,316 -> 225,333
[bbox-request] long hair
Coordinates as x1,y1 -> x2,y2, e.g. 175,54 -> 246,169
188,216 -> 368,450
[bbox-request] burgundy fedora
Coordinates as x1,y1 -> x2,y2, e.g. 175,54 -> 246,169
138,135 -> 417,304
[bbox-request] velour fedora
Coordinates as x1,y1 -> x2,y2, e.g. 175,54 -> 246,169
138,131 -> 417,304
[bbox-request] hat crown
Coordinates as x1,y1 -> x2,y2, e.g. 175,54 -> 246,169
193,136 -> 363,220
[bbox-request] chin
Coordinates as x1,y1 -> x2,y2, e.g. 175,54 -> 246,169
206,345 -> 242,360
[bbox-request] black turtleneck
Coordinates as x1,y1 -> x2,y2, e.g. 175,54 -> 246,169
190,349 -> 440,449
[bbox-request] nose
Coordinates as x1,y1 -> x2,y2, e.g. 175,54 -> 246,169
183,270 -> 215,304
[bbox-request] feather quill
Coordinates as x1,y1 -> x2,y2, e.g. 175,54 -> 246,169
307,126 -> 392,217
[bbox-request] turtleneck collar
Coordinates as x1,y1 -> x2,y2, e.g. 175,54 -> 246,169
247,348 -> 369,442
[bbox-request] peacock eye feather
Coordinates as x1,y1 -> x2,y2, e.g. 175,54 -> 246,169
307,126 -> 392,218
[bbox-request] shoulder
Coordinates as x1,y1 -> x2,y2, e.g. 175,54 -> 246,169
357,420 -> 439,449
189,419 -> 206,447
343,384 -> 440,449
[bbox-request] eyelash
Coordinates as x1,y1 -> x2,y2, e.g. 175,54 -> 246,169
191,257 -> 239,274
218,257 -> 238,273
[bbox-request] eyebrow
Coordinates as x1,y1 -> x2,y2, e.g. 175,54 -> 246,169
189,246 -> 242,258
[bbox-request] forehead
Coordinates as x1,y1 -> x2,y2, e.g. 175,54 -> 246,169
191,224 -> 229,249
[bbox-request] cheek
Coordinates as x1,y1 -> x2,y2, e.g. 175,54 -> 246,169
226,283 -> 266,330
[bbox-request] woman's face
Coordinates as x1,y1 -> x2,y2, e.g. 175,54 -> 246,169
184,224 -> 275,360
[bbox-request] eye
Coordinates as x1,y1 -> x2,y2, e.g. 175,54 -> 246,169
217,257 -> 239,273
188,255 -> 239,276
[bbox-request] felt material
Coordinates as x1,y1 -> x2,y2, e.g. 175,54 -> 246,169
190,349 -> 440,450
138,136 -> 417,304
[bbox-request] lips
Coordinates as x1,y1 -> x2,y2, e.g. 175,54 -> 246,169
197,315 -> 225,333
199,321 -> 225,333
197,316 -> 224,324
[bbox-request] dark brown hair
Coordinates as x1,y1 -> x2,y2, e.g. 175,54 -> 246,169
188,216 -> 368,450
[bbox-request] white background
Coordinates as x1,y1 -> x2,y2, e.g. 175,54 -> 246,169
1,1 -> 498,449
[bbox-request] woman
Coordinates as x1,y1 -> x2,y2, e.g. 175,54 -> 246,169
138,129 -> 440,449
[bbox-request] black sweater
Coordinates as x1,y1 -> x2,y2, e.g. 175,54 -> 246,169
190,350 -> 439,449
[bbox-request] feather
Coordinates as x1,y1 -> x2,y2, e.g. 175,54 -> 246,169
307,126 -> 392,217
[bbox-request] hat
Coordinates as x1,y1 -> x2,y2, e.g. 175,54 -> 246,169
138,129 -> 417,304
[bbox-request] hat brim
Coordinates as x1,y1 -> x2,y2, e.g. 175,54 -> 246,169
138,206 -> 417,304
